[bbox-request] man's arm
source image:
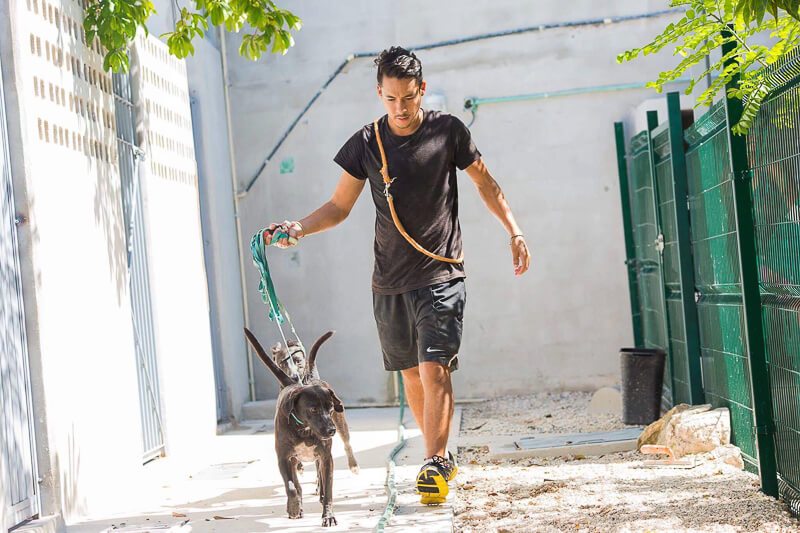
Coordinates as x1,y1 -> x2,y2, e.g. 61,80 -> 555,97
464,158 -> 530,276
266,171 -> 366,247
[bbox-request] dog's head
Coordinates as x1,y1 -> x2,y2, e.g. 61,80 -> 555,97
271,340 -> 306,384
282,384 -> 344,440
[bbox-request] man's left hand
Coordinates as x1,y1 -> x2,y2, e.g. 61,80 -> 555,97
511,236 -> 530,276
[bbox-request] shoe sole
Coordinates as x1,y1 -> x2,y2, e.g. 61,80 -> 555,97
416,466 -> 449,505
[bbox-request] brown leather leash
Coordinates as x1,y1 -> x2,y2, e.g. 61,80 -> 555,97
373,119 -> 464,264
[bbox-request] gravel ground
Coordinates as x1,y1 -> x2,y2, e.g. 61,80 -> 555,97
454,392 -> 799,533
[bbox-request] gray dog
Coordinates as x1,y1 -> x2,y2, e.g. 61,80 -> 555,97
271,331 -> 359,475
244,328 -> 342,527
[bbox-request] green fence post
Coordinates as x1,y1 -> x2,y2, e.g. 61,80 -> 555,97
665,92 -> 705,405
723,30 -> 779,498
614,122 -> 644,347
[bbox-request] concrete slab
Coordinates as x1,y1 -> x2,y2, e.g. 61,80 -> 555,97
65,407 -> 456,532
488,428 -> 642,460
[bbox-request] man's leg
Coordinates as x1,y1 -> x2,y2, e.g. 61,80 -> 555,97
401,366 -> 425,433
402,363 -> 455,458
419,361 -> 454,459
413,360 -> 458,505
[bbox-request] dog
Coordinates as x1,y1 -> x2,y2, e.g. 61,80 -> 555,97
244,328 -> 341,527
271,332 -> 359,475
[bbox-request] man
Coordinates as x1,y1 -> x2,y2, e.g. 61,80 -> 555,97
263,46 -> 529,505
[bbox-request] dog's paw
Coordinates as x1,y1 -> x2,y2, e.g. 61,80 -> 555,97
349,463 -> 360,475
321,515 -> 337,527
287,500 -> 303,519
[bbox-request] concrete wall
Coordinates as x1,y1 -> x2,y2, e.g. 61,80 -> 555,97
186,40 -> 251,423
224,0 -> 698,403
147,6 -> 251,424
0,0 -> 217,525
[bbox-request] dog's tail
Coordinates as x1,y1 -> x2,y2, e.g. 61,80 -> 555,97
307,330 -> 335,379
244,328 -> 297,388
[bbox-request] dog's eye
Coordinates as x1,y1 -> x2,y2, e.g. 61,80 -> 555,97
309,407 -> 318,414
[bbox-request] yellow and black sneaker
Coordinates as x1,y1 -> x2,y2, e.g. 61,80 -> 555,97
416,454 -> 455,505
446,450 -> 459,481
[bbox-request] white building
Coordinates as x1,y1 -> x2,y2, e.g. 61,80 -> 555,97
1,0 -> 695,529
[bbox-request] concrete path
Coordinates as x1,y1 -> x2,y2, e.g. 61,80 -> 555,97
66,408 -> 457,532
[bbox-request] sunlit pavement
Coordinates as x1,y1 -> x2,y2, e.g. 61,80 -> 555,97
66,407 -> 458,532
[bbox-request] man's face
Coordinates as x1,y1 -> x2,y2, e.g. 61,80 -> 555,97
377,76 -> 426,133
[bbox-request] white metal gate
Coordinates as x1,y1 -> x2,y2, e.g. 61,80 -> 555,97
113,71 -> 165,462
0,52 -> 39,526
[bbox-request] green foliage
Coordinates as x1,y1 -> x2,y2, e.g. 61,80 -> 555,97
83,0 -> 301,73
618,0 -> 800,134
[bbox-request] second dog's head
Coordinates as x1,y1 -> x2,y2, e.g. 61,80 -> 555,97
271,340 -> 306,383
281,383 -> 344,439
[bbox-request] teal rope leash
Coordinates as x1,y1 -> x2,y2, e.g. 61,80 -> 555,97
250,228 -> 301,348
375,372 -> 407,532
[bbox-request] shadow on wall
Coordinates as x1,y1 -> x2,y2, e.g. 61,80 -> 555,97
56,33 -> 129,304
55,425 -> 85,521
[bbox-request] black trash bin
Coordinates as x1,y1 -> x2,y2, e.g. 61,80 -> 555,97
620,348 -> 666,425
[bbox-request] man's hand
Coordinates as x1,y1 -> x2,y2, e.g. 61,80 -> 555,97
262,220 -> 304,248
511,235 -> 530,276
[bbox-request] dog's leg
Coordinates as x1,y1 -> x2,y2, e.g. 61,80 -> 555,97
279,457 -> 303,519
314,458 -> 321,496
332,410 -> 359,474
319,448 -> 337,527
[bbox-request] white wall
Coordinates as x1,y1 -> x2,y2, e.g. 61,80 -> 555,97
226,0 -> 698,403
0,0 -> 217,524
146,6 -> 251,423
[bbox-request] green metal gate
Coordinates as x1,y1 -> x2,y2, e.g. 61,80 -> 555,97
625,111 -> 674,408
616,94 -> 705,411
651,93 -> 705,406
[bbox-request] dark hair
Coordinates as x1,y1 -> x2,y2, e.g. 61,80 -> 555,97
374,46 -> 423,86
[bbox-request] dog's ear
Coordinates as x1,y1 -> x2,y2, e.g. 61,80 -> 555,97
282,387 -> 303,417
308,330 -> 335,377
244,328 -> 296,388
327,387 -> 344,413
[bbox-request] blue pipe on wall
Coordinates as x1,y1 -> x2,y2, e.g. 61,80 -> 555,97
241,8 -> 682,195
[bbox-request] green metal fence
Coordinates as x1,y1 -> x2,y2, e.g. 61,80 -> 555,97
615,54 -> 800,512
747,60 -> 800,513
682,99 -> 760,471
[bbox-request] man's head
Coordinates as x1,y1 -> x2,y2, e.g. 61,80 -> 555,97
375,46 -> 426,133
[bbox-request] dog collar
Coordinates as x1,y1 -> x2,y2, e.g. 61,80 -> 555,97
289,412 -> 305,426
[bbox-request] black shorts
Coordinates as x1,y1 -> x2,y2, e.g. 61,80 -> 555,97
372,278 -> 466,372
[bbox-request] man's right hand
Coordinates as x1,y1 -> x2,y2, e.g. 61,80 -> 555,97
263,220 -> 304,249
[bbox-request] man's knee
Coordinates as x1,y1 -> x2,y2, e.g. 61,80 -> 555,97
401,365 -> 421,381
419,361 -> 453,387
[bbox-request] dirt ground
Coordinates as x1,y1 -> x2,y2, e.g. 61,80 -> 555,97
453,392 -> 800,533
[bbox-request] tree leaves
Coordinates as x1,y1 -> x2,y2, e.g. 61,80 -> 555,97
619,0 -> 800,134
84,0 -> 156,72
85,0 -> 300,71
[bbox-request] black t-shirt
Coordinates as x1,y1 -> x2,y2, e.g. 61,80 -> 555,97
334,109 -> 481,294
